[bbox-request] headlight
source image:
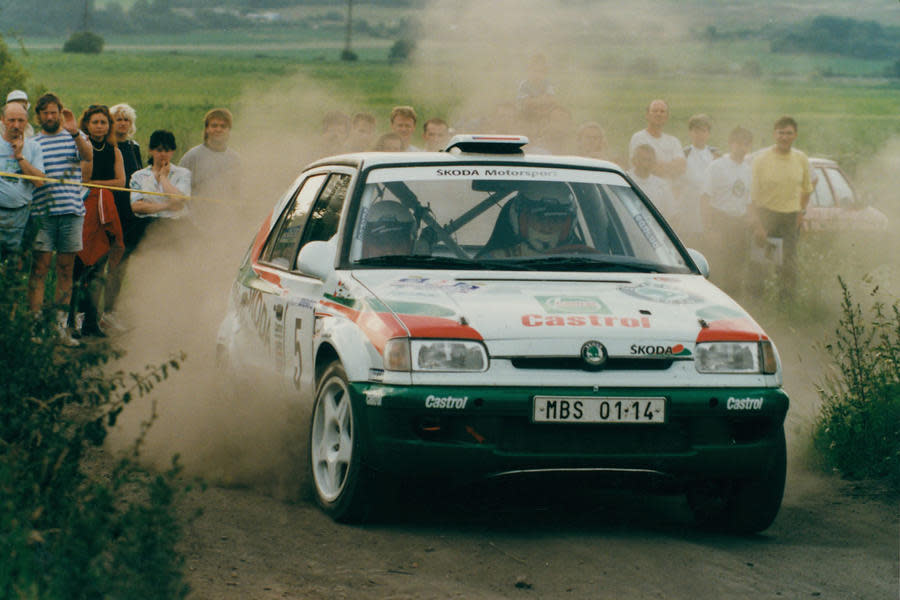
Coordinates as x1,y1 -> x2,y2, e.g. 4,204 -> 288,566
695,341 -> 777,374
383,338 -> 488,372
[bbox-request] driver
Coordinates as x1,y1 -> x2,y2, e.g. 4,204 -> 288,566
360,200 -> 417,258
494,182 -> 578,257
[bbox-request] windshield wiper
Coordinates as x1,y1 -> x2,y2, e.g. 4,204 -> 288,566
354,255 -> 484,268
512,256 -> 665,272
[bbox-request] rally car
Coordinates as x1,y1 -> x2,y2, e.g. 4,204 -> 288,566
217,135 -> 788,532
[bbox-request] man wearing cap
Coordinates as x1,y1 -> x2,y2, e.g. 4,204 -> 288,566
0,101 -> 44,260
2,90 -> 35,137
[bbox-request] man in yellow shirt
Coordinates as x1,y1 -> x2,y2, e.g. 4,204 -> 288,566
751,116 -> 813,300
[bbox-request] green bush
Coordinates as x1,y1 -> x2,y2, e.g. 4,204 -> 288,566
388,38 -> 415,64
813,277 -> 900,489
0,262 -> 190,598
62,31 -> 105,54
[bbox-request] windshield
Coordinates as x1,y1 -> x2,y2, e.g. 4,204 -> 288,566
347,165 -> 690,273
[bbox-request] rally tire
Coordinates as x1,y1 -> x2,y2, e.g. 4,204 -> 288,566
307,361 -> 374,523
687,426 -> 787,534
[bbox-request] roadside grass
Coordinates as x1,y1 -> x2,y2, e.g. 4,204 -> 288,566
12,40 -> 900,169
0,262 -> 192,598
812,278 -> 900,491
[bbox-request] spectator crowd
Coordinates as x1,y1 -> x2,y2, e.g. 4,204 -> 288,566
0,57 -> 813,346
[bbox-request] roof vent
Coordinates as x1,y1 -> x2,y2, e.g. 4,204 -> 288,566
443,134 -> 529,154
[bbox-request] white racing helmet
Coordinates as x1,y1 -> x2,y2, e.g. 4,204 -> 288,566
362,200 -> 416,257
512,182 -> 577,251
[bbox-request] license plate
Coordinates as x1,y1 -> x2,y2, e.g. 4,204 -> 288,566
532,396 -> 666,424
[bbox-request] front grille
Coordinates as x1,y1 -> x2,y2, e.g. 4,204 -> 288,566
499,418 -> 690,454
510,357 -> 673,371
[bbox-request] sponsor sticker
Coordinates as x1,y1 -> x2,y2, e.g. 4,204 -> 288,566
618,282 -> 704,305
726,396 -> 764,410
522,314 -> 651,328
630,343 -> 692,357
323,279 -> 356,307
390,277 -> 480,295
365,388 -> 386,406
535,295 -> 611,315
425,394 -> 468,409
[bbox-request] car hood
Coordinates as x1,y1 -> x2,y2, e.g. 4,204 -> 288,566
345,271 -> 769,359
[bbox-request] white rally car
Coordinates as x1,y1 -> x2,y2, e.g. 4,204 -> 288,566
217,135 -> 789,532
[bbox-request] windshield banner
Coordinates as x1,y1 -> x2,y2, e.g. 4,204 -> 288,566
365,166 -> 629,185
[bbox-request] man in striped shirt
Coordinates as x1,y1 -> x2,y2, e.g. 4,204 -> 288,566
27,93 -> 93,345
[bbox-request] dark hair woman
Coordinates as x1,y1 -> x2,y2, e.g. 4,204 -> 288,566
71,104 -> 126,337
130,129 -> 191,220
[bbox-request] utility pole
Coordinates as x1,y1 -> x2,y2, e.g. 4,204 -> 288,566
342,0 -> 356,61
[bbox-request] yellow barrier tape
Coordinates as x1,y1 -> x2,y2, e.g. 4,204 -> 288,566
0,169 -> 202,202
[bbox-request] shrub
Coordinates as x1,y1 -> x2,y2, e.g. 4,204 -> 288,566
0,36 -> 28,93
813,277 -> 900,489
63,31 -> 105,54
388,38 -> 416,64
0,261 -> 190,598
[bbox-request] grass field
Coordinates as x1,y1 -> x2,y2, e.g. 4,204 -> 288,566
13,45 -> 897,179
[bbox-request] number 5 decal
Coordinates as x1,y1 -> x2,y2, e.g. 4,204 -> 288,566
292,318 -> 302,389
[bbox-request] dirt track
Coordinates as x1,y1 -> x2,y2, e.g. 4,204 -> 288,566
179,467 -> 897,600
173,332 -> 898,600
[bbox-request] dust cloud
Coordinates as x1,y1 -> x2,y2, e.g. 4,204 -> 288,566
106,0 -> 897,496
106,74 -> 354,497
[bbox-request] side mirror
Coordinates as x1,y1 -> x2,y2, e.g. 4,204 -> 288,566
295,239 -> 336,280
687,248 -> 710,279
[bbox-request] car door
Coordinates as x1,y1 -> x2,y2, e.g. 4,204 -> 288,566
280,170 -> 354,397
253,172 -> 329,383
806,165 -> 836,231
822,166 -> 860,230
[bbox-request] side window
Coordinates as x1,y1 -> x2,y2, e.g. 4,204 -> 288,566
260,174 -> 327,269
825,168 -> 855,207
811,168 -> 834,208
298,173 -> 351,250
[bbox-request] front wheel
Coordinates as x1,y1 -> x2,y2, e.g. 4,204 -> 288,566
308,361 -> 373,522
687,427 -> 787,534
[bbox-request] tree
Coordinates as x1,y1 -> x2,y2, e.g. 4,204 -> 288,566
0,35 -> 29,94
63,30 -> 105,54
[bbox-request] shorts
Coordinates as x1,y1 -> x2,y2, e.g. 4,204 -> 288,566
33,213 -> 84,253
0,205 -> 30,252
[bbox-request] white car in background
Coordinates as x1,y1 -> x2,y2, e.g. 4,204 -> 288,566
217,135 -> 789,532
805,157 -> 888,232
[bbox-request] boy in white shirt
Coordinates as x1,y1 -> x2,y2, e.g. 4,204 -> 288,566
681,114 -> 720,242
628,144 -> 678,226
701,126 -> 753,295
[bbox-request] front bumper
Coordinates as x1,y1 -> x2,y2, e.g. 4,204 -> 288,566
355,384 -> 789,483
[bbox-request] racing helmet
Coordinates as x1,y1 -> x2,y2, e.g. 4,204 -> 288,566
513,182 -> 577,251
362,200 -> 416,257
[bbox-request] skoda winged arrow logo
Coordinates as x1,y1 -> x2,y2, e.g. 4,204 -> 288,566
581,340 -> 608,369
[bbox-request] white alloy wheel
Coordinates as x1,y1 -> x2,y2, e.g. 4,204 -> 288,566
310,370 -> 354,502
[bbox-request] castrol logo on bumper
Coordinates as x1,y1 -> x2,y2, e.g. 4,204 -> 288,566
726,396 -> 764,410
425,395 -> 468,409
